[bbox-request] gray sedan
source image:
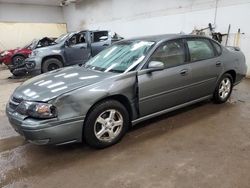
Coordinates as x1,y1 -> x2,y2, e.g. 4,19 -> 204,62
6,34 -> 247,148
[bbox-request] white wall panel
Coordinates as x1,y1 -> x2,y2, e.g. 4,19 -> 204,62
0,3 -> 64,23
63,0 -> 250,76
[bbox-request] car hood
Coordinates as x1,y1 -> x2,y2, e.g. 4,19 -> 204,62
13,66 -> 115,102
1,48 -> 24,56
14,48 -> 27,52
38,44 -> 59,51
32,43 -> 62,56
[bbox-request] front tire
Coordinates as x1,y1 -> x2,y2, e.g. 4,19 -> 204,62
42,58 -> 63,73
213,73 -> 233,104
83,100 -> 129,149
12,55 -> 25,67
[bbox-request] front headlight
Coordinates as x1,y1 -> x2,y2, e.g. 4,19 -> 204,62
1,51 -> 10,56
16,101 -> 57,119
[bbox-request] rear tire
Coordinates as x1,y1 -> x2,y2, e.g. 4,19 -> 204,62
213,73 -> 233,104
42,58 -> 63,73
83,100 -> 129,149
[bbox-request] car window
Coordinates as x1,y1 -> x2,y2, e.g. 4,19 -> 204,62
93,31 -> 109,43
69,32 -> 86,46
187,39 -> 215,62
149,40 -> 185,68
211,40 -> 222,56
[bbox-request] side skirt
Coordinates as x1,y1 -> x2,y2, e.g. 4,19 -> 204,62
131,95 -> 212,126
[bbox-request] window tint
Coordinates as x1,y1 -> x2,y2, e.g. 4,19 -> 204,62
150,40 -> 185,68
187,39 -> 215,62
93,31 -> 109,43
211,40 -> 222,55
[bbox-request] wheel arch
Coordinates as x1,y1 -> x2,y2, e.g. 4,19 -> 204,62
215,69 -> 236,91
82,94 -> 134,137
11,53 -> 26,61
85,94 -> 133,121
224,69 -> 236,83
41,55 -> 64,67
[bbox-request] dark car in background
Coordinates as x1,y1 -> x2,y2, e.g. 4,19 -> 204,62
6,34 -> 247,149
0,37 -> 55,76
23,30 -> 123,75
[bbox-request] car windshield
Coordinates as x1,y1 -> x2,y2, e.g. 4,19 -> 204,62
55,33 -> 70,44
85,40 -> 155,73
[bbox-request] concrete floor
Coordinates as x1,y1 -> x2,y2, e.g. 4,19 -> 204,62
0,65 -> 250,188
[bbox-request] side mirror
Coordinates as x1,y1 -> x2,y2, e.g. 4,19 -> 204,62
147,61 -> 164,72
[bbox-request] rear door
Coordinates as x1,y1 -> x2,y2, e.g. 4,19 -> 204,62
185,38 -> 223,100
64,31 -> 91,65
91,31 -> 110,56
138,39 -> 193,117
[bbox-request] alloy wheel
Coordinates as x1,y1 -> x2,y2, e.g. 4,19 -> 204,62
219,77 -> 231,100
94,109 -> 123,142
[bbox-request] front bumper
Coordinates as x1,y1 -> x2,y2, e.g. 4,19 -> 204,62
24,56 -> 42,74
9,56 -> 42,75
0,56 -> 11,65
6,106 -> 84,145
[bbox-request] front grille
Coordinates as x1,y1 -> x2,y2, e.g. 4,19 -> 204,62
12,96 -> 23,103
9,96 -> 23,110
9,102 -> 18,110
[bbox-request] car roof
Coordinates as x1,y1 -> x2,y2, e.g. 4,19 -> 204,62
121,34 -> 211,43
73,30 -> 108,33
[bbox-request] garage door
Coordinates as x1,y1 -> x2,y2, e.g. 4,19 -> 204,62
0,22 -> 67,50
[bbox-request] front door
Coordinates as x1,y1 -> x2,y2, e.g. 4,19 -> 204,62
138,39 -> 192,117
64,32 -> 91,65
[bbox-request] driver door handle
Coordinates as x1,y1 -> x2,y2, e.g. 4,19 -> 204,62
179,69 -> 188,76
216,61 -> 222,67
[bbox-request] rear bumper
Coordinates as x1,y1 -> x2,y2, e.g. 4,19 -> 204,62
6,107 -> 84,145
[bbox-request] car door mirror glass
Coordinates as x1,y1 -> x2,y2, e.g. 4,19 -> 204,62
148,61 -> 164,72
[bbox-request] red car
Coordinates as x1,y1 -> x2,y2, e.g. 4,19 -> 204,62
0,37 -> 55,75
0,46 -> 31,66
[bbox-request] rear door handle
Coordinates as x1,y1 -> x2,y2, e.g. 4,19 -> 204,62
216,61 -> 222,67
179,69 -> 188,76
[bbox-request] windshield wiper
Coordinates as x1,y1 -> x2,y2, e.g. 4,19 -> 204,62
108,69 -> 123,73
